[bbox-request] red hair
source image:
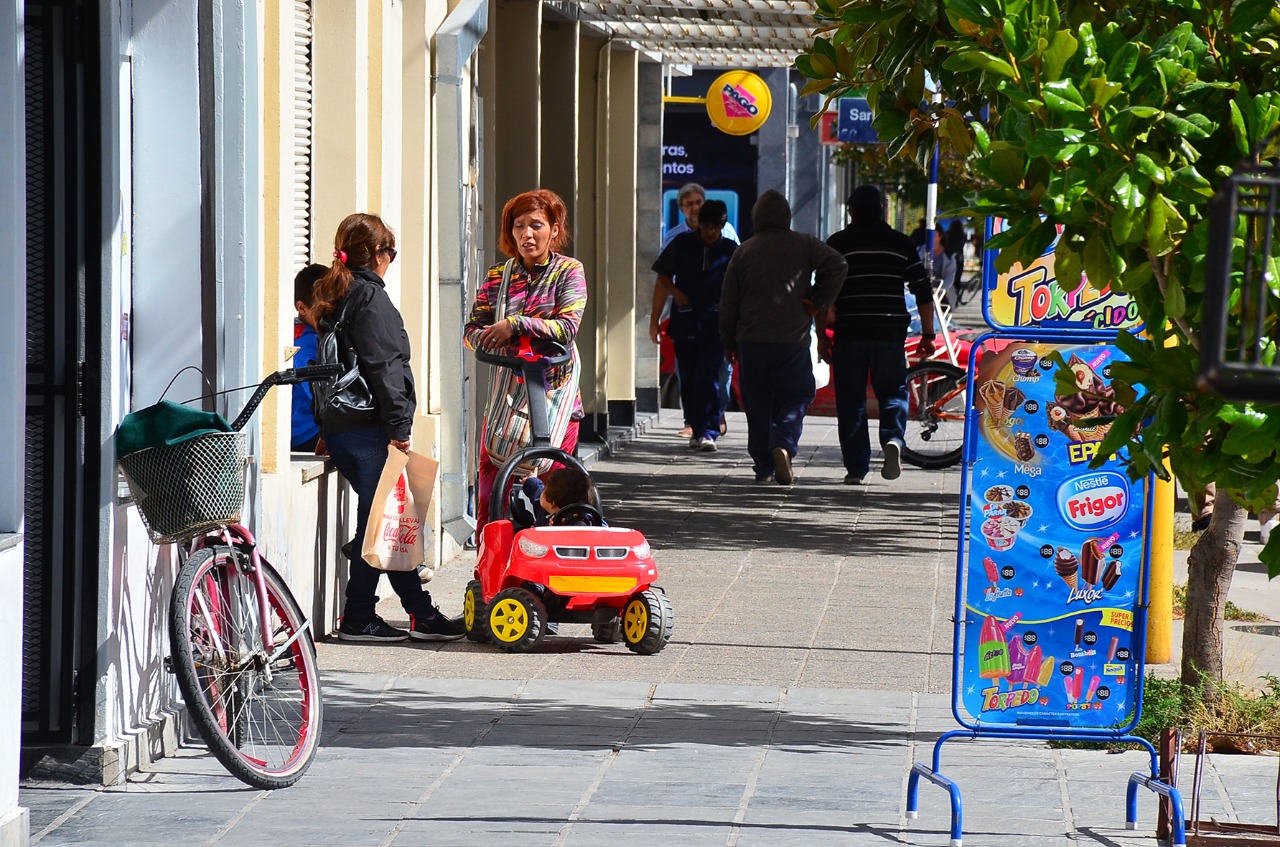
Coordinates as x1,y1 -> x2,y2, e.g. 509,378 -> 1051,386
498,189 -> 571,258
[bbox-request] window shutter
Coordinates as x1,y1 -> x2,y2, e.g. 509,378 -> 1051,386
291,0 -> 313,267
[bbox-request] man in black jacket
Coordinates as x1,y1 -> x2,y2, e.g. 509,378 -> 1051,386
823,186 -> 935,485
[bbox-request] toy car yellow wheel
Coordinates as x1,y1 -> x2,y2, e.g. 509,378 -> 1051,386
463,580 -> 489,643
622,588 -> 673,655
487,587 -> 547,653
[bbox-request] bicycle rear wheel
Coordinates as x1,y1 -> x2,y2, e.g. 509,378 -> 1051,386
901,361 -> 967,470
169,546 -> 322,789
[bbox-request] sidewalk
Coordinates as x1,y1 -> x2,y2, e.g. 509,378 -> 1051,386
21,407 -> 1280,846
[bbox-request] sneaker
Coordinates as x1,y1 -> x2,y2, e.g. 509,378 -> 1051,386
772,447 -> 794,485
1261,517 -> 1279,545
417,564 -> 434,584
336,615 -> 409,642
843,474 -> 866,485
689,436 -> 701,449
699,437 -> 718,453
881,441 -> 902,481
409,612 -> 466,641
678,425 -> 694,438
754,472 -> 775,484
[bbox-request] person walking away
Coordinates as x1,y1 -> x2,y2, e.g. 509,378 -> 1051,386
464,189 -> 586,531
946,219 -> 969,303
651,199 -> 736,452
719,189 -> 846,485
654,183 -> 739,439
291,263 -> 326,453
823,186 -> 936,485
310,213 -> 463,642
920,233 -> 957,310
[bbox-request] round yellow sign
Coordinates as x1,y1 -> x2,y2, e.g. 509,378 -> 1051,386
705,71 -> 772,136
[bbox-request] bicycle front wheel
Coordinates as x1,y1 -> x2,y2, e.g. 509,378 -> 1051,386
901,361 -> 967,470
169,546 -> 322,789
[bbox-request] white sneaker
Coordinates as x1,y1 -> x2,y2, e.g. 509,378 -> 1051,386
1261,516 -> 1278,545
881,441 -> 903,481
698,438 -> 718,453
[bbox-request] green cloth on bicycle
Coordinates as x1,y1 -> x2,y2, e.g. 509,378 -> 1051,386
115,400 -> 233,458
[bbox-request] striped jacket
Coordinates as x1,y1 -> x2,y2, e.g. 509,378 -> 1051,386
826,220 -> 931,341
464,253 -> 587,412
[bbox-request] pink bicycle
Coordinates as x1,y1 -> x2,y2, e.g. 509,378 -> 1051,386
118,364 -> 338,789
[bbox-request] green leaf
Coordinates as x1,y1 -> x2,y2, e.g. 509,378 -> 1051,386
1125,106 -> 1163,119
945,0 -> 997,27
1230,100 -> 1250,156
1228,0 -> 1276,34
1165,263 -> 1186,318
1026,127 -> 1088,160
1043,80 -> 1087,114
1112,172 -> 1145,210
1134,153 -> 1167,184
1171,165 -> 1214,197
971,121 -> 991,154
1162,112 -> 1212,140
1108,42 -> 1141,81
1042,30 -> 1078,81
1146,193 -> 1187,256
969,52 -> 1018,80
1088,78 -> 1123,109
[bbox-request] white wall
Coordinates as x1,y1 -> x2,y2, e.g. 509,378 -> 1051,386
1,0 -> 29,841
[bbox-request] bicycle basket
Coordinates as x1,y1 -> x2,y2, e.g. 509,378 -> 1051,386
119,431 -> 248,542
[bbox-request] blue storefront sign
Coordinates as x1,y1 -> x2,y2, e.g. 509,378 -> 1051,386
836,97 -> 877,144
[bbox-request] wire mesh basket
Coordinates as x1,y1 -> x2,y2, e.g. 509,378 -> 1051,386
118,432 -> 248,542
1200,132 -> 1280,401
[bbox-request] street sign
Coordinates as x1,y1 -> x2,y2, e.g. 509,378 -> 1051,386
837,97 -> 877,144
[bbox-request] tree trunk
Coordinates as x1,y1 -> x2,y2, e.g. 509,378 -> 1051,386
1180,495 -> 1246,689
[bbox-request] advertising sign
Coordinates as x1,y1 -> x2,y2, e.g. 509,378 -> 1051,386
705,70 -> 772,136
837,97 -> 878,143
818,111 -> 840,145
956,336 -> 1147,731
983,218 -> 1143,332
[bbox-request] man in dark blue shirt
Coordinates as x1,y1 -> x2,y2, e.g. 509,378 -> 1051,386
651,199 -> 737,452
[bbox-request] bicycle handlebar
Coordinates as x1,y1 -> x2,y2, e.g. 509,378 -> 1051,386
229,364 -> 344,432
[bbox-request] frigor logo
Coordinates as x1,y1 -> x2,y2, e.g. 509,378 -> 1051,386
722,83 -> 759,118
1056,471 -> 1128,532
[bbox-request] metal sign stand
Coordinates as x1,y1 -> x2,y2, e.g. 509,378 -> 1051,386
905,222 -> 1185,847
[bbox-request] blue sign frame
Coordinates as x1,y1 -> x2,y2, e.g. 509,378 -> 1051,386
836,97 -> 878,144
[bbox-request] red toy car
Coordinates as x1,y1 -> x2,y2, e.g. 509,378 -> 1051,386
465,340 -> 675,654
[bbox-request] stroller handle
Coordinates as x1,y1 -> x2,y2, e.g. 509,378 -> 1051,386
474,338 -> 571,372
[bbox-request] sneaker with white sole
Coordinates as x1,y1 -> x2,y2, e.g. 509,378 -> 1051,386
336,614 -> 409,642
843,474 -> 866,485
881,441 -> 902,481
410,612 -> 466,641
699,437 -> 718,453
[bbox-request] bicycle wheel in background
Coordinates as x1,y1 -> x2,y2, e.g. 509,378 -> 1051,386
901,361 -> 967,470
169,546 -> 322,789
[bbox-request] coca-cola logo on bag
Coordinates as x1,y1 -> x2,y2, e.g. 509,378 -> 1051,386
392,476 -> 409,515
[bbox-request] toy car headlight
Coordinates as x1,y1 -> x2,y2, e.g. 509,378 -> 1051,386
631,541 -> 651,559
517,536 -> 549,558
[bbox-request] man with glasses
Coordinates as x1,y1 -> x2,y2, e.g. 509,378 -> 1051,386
653,183 -> 739,439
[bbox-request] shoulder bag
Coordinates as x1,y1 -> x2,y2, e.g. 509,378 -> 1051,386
482,259 -> 579,474
312,289 -> 380,431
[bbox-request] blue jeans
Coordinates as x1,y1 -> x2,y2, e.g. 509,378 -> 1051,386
673,333 -> 725,442
737,342 -> 815,476
832,338 -> 908,478
325,426 -> 437,624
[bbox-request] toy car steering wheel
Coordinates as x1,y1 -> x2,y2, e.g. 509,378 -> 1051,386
549,502 -> 605,527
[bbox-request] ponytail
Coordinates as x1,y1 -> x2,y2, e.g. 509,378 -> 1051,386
310,212 -> 397,318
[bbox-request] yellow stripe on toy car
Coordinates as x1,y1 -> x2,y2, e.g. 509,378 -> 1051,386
548,576 -> 637,593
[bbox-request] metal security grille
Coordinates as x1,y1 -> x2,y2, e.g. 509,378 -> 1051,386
23,0 -> 98,745
292,0 -> 313,265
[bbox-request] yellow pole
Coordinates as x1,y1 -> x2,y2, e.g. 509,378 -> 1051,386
1146,460 -> 1175,665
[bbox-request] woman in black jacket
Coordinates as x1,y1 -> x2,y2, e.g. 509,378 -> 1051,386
311,213 -> 462,642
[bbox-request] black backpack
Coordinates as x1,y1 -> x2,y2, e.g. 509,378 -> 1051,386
311,291 -> 379,431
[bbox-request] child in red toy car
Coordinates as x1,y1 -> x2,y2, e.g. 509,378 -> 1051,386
511,467 -> 601,529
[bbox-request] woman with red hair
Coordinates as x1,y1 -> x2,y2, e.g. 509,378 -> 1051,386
464,190 -> 587,530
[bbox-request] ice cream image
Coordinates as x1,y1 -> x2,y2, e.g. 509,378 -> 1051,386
979,379 -> 1011,425
1102,559 -> 1122,590
1108,636 -> 1120,662
1019,644 -> 1043,688
984,484 -> 1014,502
1013,431 -> 1035,461
1054,547 -> 1079,589
1038,656 -> 1055,686
1086,675 -> 1101,702
1064,675 -> 1076,704
978,615 -> 1011,680
981,517 -> 1020,552
1073,667 -> 1085,702
1002,500 -> 1033,526
1048,354 -> 1122,442
1074,618 -> 1084,648
1003,386 -> 1027,416
1011,348 -> 1038,376
1080,538 -> 1105,586
983,556 -> 999,585
1008,637 -> 1028,686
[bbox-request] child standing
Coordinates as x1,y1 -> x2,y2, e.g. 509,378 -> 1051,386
291,263 -> 327,453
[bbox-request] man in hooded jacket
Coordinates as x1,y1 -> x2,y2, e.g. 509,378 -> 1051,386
719,190 -> 847,485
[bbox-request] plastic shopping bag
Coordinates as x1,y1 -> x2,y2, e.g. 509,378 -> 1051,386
361,447 -> 439,571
